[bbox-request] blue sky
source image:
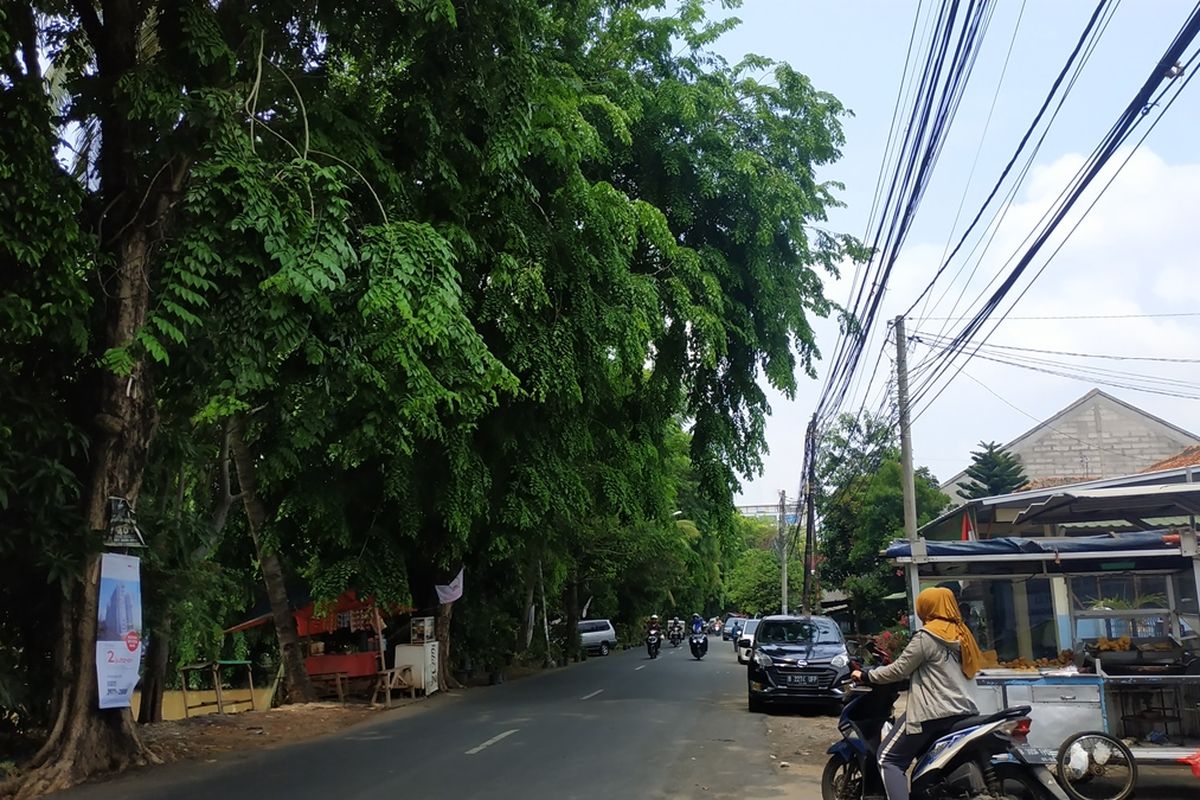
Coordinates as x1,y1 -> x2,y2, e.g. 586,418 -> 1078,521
707,1 -> 1200,502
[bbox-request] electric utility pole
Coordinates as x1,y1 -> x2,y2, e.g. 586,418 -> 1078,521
801,414 -> 818,617
778,489 -> 788,615
894,315 -> 921,629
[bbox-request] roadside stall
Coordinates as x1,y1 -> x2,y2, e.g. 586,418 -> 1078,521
226,590 -> 417,704
887,530 -> 1199,769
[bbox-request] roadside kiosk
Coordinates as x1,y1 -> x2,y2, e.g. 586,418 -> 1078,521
890,482 -> 1200,773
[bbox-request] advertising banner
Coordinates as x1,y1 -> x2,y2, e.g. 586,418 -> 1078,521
96,553 -> 143,709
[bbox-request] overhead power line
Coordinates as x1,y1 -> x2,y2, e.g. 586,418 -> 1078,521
911,330 -> 1200,363
814,0 -> 998,431
904,0 -> 1120,320
908,4 -> 1200,419
917,311 -> 1200,321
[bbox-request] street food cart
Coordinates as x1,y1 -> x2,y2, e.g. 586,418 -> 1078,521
887,530 -> 1200,770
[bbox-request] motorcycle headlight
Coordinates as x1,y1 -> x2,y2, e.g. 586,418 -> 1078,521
831,653 -> 850,669
754,651 -> 773,667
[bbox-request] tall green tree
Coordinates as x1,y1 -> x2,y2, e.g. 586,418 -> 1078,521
957,441 -> 1027,499
2,2 -> 861,794
817,415 -> 949,632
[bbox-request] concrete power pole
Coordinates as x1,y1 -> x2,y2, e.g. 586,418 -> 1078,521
894,315 -> 921,627
801,414 -> 818,617
778,490 -> 788,615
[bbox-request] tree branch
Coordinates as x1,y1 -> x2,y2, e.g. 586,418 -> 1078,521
16,0 -> 41,83
71,0 -> 105,55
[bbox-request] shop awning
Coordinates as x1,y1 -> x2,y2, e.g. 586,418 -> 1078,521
1005,484 -> 1200,527
921,482 -> 1200,538
886,531 -> 1186,562
886,531 -> 1193,576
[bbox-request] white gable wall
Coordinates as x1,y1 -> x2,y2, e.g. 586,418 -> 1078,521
941,389 -> 1200,499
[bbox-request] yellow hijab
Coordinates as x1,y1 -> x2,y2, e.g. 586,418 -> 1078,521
916,587 -> 982,680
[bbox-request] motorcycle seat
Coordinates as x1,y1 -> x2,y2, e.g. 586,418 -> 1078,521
948,705 -> 1031,733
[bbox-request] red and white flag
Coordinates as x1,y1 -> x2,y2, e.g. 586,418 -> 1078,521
961,513 -> 976,542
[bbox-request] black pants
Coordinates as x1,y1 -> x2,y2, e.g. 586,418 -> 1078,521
877,713 -> 970,800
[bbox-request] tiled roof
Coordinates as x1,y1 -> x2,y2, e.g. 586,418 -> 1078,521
1142,444 -> 1200,472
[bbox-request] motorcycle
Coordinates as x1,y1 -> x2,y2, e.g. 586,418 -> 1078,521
822,679 -> 1071,800
669,627 -> 683,648
689,631 -> 708,660
646,629 -> 662,659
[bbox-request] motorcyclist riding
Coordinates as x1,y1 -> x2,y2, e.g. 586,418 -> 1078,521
645,614 -> 661,635
690,613 -> 705,634
850,587 -> 982,800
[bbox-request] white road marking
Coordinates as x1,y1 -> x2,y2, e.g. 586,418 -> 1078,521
580,689 -> 604,700
465,729 -> 518,755
634,665 -> 646,671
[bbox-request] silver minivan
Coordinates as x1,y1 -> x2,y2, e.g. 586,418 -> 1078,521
577,619 -> 617,656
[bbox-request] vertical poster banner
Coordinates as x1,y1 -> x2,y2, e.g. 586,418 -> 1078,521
96,553 -> 143,709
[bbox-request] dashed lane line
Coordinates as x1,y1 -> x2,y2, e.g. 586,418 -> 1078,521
465,729 -> 519,755
580,689 -> 604,700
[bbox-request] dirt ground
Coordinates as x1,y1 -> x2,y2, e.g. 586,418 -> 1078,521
140,702 -> 388,763
763,709 -> 841,767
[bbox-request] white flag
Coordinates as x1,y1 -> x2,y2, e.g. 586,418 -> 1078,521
435,567 -> 464,604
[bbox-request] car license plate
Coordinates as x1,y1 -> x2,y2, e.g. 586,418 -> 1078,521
786,674 -> 818,687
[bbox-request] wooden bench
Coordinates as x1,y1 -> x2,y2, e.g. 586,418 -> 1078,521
178,660 -> 256,717
309,671 -> 349,704
371,665 -> 416,708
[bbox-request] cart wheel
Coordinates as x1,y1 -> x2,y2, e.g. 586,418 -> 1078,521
1054,732 -> 1137,800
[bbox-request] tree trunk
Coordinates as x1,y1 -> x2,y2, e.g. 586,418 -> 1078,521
435,602 -> 463,690
137,612 -> 170,725
229,414 -> 315,703
9,224 -> 165,797
519,580 -> 535,652
563,574 -> 581,663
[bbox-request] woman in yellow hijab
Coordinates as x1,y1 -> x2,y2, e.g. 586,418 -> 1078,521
851,587 -> 984,800
916,586 -> 983,679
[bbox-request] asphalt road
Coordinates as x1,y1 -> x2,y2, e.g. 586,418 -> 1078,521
60,640 -> 812,800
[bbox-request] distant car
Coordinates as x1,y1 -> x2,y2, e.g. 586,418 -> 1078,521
736,618 -> 761,664
723,617 -> 745,642
577,619 -> 617,656
746,615 -> 851,713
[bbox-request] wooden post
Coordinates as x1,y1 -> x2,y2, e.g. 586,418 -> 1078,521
247,663 -> 256,711
373,606 -> 386,672
212,662 -> 225,714
180,670 -> 190,719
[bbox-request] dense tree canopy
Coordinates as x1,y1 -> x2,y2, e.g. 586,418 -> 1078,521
816,414 -> 948,633
0,1 -> 859,794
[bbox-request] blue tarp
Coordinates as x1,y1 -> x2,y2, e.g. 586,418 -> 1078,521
885,531 -> 1179,560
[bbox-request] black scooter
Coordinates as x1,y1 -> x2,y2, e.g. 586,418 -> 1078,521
822,679 -> 1067,800
689,631 -> 708,660
646,629 -> 662,659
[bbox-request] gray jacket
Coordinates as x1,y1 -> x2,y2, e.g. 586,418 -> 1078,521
867,630 -> 978,733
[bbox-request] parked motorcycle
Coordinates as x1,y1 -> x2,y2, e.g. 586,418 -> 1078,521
646,629 -> 662,659
689,631 -> 708,660
822,680 -> 1071,800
